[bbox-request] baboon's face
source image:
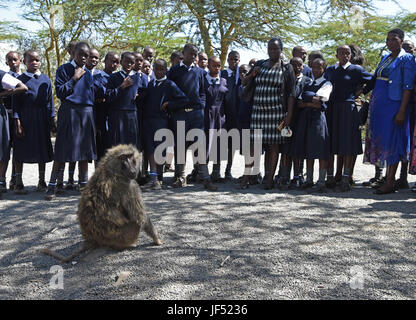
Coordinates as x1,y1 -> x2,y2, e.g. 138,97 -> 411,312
120,153 -> 140,180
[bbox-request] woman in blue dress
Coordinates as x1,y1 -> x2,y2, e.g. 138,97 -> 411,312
364,29 -> 416,194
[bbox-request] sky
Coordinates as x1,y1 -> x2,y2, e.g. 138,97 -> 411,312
0,0 -> 416,67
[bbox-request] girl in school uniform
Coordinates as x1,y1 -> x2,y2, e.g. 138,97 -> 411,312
325,45 -> 372,192
204,56 -> 228,182
139,59 -> 189,190
0,68 -> 28,198
12,50 -> 55,194
45,42 -> 97,200
290,58 -> 333,192
106,52 -> 146,149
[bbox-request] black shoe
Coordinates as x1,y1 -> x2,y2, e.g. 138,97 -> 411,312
56,183 -> 65,195
37,180 -> 47,192
300,181 -> 314,190
325,177 -> 336,189
14,184 -> 28,195
9,178 -> 15,191
186,169 -> 200,183
249,173 -> 262,185
204,180 -> 218,191
371,177 -> 386,189
44,185 -> 56,201
309,183 -> 328,194
0,182 -> 7,193
395,178 -> 410,190
172,176 -> 187,188
224,171 -> 234,181
277,178 -> 290,191
336,180 -> 351,192
362,176 -> 380,187
288,178 -> 300,190
210,172 -> 223,183
65,180 -> 75,190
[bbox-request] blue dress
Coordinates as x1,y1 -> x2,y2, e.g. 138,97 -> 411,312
365,56 -> 412,166
54,63 -> 97,162
12,73 -> 55,163
290,79 -> 331,160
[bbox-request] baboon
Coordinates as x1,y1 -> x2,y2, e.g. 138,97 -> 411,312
41,144 -> 162,263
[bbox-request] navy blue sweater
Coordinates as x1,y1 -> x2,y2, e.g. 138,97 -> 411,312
167,64 -> 206,110
55,63 -> 94,106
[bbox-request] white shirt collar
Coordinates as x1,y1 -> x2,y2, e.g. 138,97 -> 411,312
335,61 -> 351,69
180,61 -> 195,70
297,74 -> 303,80
121,69 -> 135,77
156,76 -> 167,82
206,74 -> 220,84
313,76 -> 327,85
23,70 -> 41,78
70,60 -> 87,70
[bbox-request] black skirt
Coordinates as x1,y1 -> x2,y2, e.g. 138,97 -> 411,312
0,104 -> 10,162
54,102 -> 97,162
107,110 -> 139,148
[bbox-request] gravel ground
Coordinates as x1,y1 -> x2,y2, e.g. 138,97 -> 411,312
1,149 -> 416,300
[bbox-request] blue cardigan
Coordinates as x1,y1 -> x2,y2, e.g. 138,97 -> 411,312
365,49 -> 416,101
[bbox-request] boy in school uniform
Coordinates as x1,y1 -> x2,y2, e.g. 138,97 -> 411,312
92,51 -> 120,164
220,50 -> 241,180
292,46 -> 313,79
139,59 -> 189,190
45,42 -> 97,200
170,51 -> 183,68
198,52 -> 209,72
204,56 -> 228,181
12,50 -> 56,194
167,43 -> 217,191
106,52 -> 147,149
4,51 -> 22,190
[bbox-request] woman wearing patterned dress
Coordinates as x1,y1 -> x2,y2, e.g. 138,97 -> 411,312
243,37 -> 296,189
364,29 -> 416,194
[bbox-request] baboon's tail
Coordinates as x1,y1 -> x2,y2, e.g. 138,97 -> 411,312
40,242 -> 95,264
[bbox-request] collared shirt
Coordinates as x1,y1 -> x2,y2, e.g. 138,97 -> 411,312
120,70 -> 135,78
1,73 -> 21,90
296,74 -> 304,83
335,61 -> 352,70
206,74 -> 220,85
70,60 -> 88,71
23,70 -> 42,78
155,76 -> 167,86
314,76 -> 333,102
180,61 -> 196,71
226,67 -> 239,85
8,70 -> 22,78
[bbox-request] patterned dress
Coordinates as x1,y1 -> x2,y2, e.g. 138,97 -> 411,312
250,62 -> 288,145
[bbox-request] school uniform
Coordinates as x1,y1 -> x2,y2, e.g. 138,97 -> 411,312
204,74 -> 227,162
302,65 -> 314,79
54,61 -> 97,162
221,67 -> 240,132
167,61 -> 207,178
325,62 -> 372,156
4,70 -> 21,150
140,76 -> 189,155
12,71 -> 54,163
0,71 -> 21,162
93,70 -> 112,160
290,76 -> 333,160
133,71 -> 149,152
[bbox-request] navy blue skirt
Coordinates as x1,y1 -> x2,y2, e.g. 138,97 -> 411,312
290,108 -> 330,160
54,102 -> 97,162
13,106 -> 53,163
108,110 -> 139,148
331,101 -> 363,156
142,116 -> 170,154
0,104 -> 10,162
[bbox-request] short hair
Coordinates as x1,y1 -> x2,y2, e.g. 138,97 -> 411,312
336,45 -> 351,54
239,64 -> 251,72
121,52 -> 135,61
23,49 -> 38,61
143,46 -> 154,52
292,46 -> 305,55
290,57 -> 303,64
309,50 -> 324,60
154,58 -> 167,69
67,41 -> 78,51
312,57 -> 327,68
268,37 -> 283,50
74,41 -> 90,53
208,56 -> 220,63
5,51 -> 19,60
104,51 -> 117,61
183,43 -> 198,53
228,50 -> 240,58
170,50 -> 183,60
388,28 -> 405,41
